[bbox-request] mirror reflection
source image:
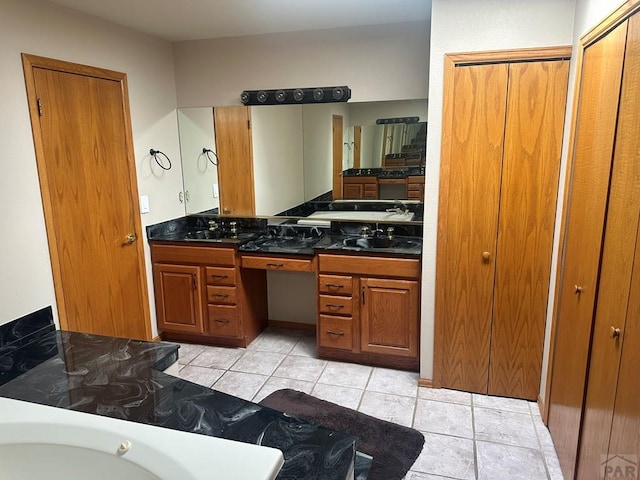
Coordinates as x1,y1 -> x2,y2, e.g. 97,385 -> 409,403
177,99 -> 427,217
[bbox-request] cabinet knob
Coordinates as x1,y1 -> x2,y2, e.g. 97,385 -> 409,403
574,285 -> 583,294
482,251 -> 491,261
610,326 -> 621,339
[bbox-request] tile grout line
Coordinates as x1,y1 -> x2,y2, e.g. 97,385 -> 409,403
470,394 -> 479,480
354,367 -> 375,411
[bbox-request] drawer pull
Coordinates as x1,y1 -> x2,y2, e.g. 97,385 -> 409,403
326,304 -> 344,309
214,319 -> 230,325
326,330 -> 345,336
325,283 -> 344,289
267,263 -> 284,268
212,293 -> 229,298
211,274 -> 229,279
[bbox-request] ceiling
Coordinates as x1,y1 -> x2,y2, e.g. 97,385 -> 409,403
47,0 -> 431,42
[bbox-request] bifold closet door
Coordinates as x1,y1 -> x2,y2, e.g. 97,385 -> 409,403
436,63 -> 508,393
488,60 -> 569,400
576,14 -> 640,479
547,21 -> 628,478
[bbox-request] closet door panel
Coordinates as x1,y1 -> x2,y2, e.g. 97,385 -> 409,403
579,14 -> 640,478
547,21 -> 628,478
436,63 -> 508,393
489,60 -> 569,400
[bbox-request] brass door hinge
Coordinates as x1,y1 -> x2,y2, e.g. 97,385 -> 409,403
37,98 -> 43,116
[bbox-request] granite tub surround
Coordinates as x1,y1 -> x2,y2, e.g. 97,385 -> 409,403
0,330 -> 360,480
0,306 -> 55,353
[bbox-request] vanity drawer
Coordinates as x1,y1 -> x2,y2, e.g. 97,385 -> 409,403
206,266 -> 236,286
241,255 -> 315,272
318,315 -> 353,351
318,274 -> 353,295
319,255 -> 420,279
319,294 -> 353,316
152,244 -> 236,266
207,285 -> 237,305
207,305 -> 240,337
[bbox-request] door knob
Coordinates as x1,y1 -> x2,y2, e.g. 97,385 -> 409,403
123,233 -> 137,245
482,251 -> 491,261
610,326 -> 621,339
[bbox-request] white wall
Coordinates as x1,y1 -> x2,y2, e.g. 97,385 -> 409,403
178,108 -> 219,214
172,22 -> 430,107
303,103 -> 350,199
252,105 -> 304,215
421,0 -> 576,380
538,0 -> 627,405
0,0 -> 183,333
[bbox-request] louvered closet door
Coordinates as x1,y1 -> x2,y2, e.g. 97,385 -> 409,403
547,21 -> 628,479
576,14 -> 640,479
489,60 -> 569,400
437,63 -> 508,393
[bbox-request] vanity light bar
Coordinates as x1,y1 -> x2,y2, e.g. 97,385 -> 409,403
376,116 -> 420,124
240,86 -> 351,105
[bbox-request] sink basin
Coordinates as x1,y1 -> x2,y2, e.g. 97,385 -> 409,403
336,235 -> 422,251
343,237 -> 400,249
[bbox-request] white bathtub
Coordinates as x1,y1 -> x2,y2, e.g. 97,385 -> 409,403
0,397 -> 284,480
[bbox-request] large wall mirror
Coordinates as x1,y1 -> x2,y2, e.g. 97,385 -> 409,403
177,99 -> 427,217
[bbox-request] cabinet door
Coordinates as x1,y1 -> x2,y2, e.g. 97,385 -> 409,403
435,62 -> 508,393
153,263 -> 204,334
488,59 -> 569,400
360,278 -> 418,358
576,14 -> 640,479
343,183 -> 363,199
547,22 -> 628,478
213,106 -> 255,216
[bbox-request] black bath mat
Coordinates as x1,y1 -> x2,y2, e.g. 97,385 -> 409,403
259,389 -> 425,480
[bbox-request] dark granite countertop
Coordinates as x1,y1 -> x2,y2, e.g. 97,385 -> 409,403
342,167 -> 425,178
0,330 -> 361,480
313,233 -> 423,257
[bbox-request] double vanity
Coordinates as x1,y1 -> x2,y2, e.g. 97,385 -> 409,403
147,204 -> 423,371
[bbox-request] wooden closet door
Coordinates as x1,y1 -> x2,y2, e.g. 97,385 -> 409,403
489,60 -> 569,400
577,14 -> 640,479
436,63 -> 508,393
547,21 -> 628,478
213,106 -> 255,216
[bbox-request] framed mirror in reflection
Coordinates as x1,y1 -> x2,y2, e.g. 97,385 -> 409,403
176,99 -> 427,218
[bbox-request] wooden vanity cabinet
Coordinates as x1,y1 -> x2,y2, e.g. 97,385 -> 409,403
343,176 -> 378,199
317,254 -> 420,370
151,243 -> 267,347
407,175 -> 425,201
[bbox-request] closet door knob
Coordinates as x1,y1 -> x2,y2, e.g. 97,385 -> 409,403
482,251 -> 491,261
610,326 -> 621,339
574,285 -> 583,294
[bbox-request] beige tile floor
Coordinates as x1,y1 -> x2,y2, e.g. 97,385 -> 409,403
175,327 -> 563,480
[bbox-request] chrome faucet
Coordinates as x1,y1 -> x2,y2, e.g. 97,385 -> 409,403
208,220 -> 219,231
360,225 -> 372,238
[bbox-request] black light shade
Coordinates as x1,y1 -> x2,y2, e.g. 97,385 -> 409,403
240,86 -> 351,105
376,116 -> 420,124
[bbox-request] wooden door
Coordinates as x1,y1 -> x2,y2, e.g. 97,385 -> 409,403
213,106 -> 255,215
435,62 -> 509,393
22,54 -> 151,340
488,60 -> 569,400
576,14 -> 640,479
608,230 -> 640,478
332,115 -> 343,200
154,264 -> 204,334
547,22 -> 628,478
353,125 -> 361,169
360,278 -> 418,358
